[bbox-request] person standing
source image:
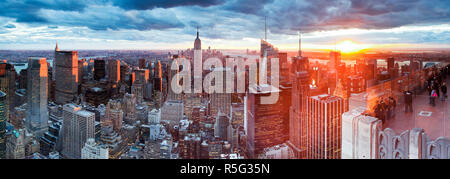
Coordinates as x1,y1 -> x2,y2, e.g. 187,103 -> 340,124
430,89 -> 437,106
441,82 -> 447,101
404,90 -> 413,113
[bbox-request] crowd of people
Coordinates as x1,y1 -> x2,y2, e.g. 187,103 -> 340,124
370,64 -> 449,125
426,67 -> 448,106
374,96 -> 397,124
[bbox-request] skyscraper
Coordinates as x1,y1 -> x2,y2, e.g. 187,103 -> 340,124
107,60 -> 120,83
55,51 -> 79,104
123,93 -> 137,125
25,57 -> 49,138
287,38 -> 311,158
94,59 -> 106,80
105,99 -> 123,132
131,69 -> 149,104
0,62 -> 16,122
307,94 -> 344,159
0,91 -> 6,159
61,103 -> 95,159
246,85 -> 285,158
193,28 -> 202,94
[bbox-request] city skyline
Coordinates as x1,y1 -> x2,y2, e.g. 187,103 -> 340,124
1,0 -> 450,162
1,0 -> 450,51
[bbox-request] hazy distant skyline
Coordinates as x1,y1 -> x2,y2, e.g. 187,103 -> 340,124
1,0 -> 450,50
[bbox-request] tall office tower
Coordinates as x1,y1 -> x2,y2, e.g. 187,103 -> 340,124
214,112 -> 231,141
123,93 -> 137,125
278,52 -> 290,83
77,60 -> 83,84
6,129 -> 25,159
329,51 -> 341,72
246,85 -> 285,159
0,62 -> 16,122
138,58 -> 146,69
105,99 -> 123,132
131,69 -> 149,104
61,104 -> 95,159
167,59 -> 182,101
306,94 -> 344,159
193,28 -> 202,94
25,57 -> 49,138
387,57 -> 397,79
107,60 -> 120,83
55,51 -> 78,105
0,91 -> 6,159
19,69 -> 27,89
287,51 -> 310,158
365,59 -> 377,87
94,59 -> 106,80
209,68 -> 232,117
152,61 -> 164,109
81,138 -> 108,159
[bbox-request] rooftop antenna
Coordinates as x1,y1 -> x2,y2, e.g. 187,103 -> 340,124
196,25 -> 199,38
264,16 -> 267,41
298,31 -> 302,57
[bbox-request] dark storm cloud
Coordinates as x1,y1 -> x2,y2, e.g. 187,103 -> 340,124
0,0 -> 87,23
0,0 -> 449,38
249,0 -> 450,33
112,0 -> 226,10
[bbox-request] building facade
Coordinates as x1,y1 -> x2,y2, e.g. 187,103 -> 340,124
61,104 -> 95,159
55,51 -> 79,104
26,57 -> 49,138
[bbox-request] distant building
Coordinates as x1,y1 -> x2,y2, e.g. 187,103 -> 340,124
131,69 -> 149,104
6,129 -> 25,159
94,59 -> 106,81
107,60 -> 120,83
0,62 -> 16,122
161,100 -> 184,126
104,99 -> 123,132
123,93 -> 137,125
25,57 -> 49,138
55,51 -> 79,104
61,104 -> 95,159
258,143 -> 291,159
214,112 -> 231,141
81,138 -> 108,159
0,91 -> 6,159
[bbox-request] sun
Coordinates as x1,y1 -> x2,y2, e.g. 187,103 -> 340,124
335,40 -> 367,53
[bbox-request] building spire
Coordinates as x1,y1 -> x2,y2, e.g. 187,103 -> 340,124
298,31 -> 302,57
55,41 -> 59,52
264,16 -> 267,41
196,26 -> 199,39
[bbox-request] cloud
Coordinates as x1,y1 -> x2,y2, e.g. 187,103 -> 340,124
112,0 -> 226,10
0,0 -> 89,23
0,0 -> 450,49
3,24 -> 16,28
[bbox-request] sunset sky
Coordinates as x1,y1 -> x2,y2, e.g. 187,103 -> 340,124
1,0 -> 450,51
